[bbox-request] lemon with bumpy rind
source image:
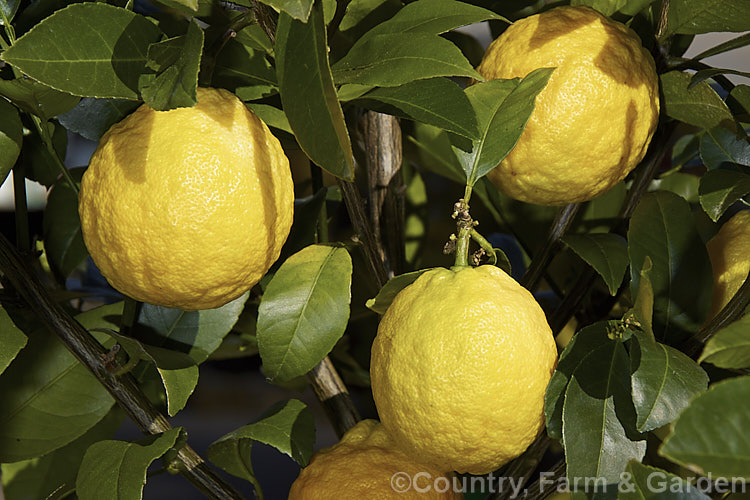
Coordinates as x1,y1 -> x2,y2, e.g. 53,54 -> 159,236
370,265 -> 557,474
78,87 -> 293,310
477,6 -> 660,206
706,210 -> 750,321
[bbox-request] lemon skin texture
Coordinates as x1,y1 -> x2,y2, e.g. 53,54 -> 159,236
370,265 -> 558,474
706,210 -> 750,320
78,87 -> 294,311
289,420 -> 462,499
477,6 -> 660,206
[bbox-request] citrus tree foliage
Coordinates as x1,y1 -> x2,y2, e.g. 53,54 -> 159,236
1,0 -> 750,498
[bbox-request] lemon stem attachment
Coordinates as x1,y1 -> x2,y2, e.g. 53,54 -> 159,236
452,195 -> 475,268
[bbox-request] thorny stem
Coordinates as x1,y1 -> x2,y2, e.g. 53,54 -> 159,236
0,234 -> 245,500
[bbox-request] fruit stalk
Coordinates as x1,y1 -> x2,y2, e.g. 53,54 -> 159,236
0,233 -> 246,500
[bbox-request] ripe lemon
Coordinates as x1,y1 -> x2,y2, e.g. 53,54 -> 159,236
477,6 -> 660,206
289,420 -> 462,499
78,87 -> 293,310
370,265 -> 558,474
706,210 -> 750,320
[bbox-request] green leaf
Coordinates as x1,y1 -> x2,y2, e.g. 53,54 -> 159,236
0,3 -> 163,99
666,0 -> 750,36
628,191 -> 713,343
700,127 -> 750,170
0,306 -> 27,376
57,97 -> 139,142
630,330 -> 708,432
563,233 -> 628,295
43,167 -> 88,277
366,268 -> 434,314
0,78 -> 80,120
103,332 -> 198,417
699,314 -> 750,369
545,321 -> 620,440
355,78 -> 479,139
630,256 -> 655,338
562,329 -> 646,483
690,32 -> 750,61
1,0 -> 20,23
570,0 -> 655,16
332,33 -> 483,87
133,293 -> 248,363
690,68 -> 750,88
660,376 -> 750,479
257,244 -> 352,381
261,0 -> 313,21
207,399 -> 315,479
276,1 -> 354,180
0,98 -> 23,186
213,39 -> 277,94
279,189 -> 328,260
453,68 -> 554,186
361,0 -> 504,38
650,171 -> 700,204
660,71 -> 734,130
23,120 -> 67,187
76,428 -> 182,500
138,19 -> 203,111
620,461 -> 711,499
698,169 -> 750,222
0,304 -> 121,462
1,408 -> 124,500
245,103 -> 292,134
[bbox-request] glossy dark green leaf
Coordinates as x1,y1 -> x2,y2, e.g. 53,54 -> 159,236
138,19 -> 203,111
43,167 -> 88,277
355,78 -> 478,139
545,321 -> 618,440
279,188 -> 328,260
1,408 -> 124,500
57,97 -> 139,142
276,1 -> 354,180
257,244 -> 352,381
361,0 -> 504,38
0,304 -> 121,462
133,293 -> 248,363
207,399 -> 315,479
104,332 -> 198,416
366,268 -> 434,314
690,68 -> 750,88
332,33 -> 482,87
562,331 -> 646,483
570,0 -> 655,16
660,376 -> 750,479
700,127 -> 750,170
620,461 -> 711,500
24,120 -> 67,187
698,169 -> 750,222
650,171 -> 700,204
245,103 -> 292,134
699,315 -> 750,369
628,191 -> 713,343
0,98 -> 23,185
0,78 -> 80,120
454,68 -> 553,186
0,306 -> 27,375
666,0 -> 750,36
76,428 -> 182,500
0,3 -> 163,98
261,0 -> 313,20
729,84 -> 750,119
213,39 -> 276,94
630,330 -> 708,432
660,71 -> 734,130
0,0 -> 20,22
563,233 -> 628,295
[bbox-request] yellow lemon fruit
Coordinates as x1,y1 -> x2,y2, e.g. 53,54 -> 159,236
706,210 -> 750,320
370,265 -> 558,474
289,420 -> 462,499
477,6 -> 660,206
78,87 -> 293,310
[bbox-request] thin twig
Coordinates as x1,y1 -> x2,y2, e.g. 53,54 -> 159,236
488,434 -> 553,500
250,1 -> 277,44
520,203 -> 580,292
0,234 -> 245,500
